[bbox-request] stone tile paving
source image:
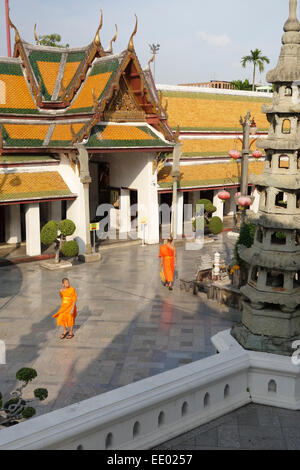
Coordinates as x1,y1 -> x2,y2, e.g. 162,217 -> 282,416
155,403 -> 300,450
0,234 -> 238,418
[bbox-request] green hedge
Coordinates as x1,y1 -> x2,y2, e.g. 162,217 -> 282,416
209,216 -> 223,235
59,219 -> 76,238
61,240 -> 79,258
41,221 -> 58,246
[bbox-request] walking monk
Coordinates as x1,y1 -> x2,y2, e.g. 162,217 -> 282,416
159,238 -> 176,291
53,278 -> 77,340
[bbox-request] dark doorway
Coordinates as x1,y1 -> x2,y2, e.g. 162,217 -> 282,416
200,190 -> 214,201
130,189 -> 138,223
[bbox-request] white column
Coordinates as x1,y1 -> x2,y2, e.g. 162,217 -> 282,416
213,190 -> 224,220
251,188 -> 260,214
25,203 -> 41,256
51,201 -> 62,222
66,186 -> 91,255
176,192 -> 184,239
120,189 -> 131,239
137,156 -> 159,245
5,204 -> 21,244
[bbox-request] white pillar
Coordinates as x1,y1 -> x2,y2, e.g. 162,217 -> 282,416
251,188 -> 260,214
120,189 -> 131,239
51,201 -> 62,222
5,204 -> 21,244
137,156 -> 159,245
213,190 -> 224,221
176,192 -> 184,239
25,203 -> 41,256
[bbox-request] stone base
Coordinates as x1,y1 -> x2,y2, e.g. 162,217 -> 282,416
212,329 -> 300,409
231,322 -> 300,356
241,300 -> 300,340
40,260 -> 73,270
78,252 -> 101,263
226,231 -> 240,241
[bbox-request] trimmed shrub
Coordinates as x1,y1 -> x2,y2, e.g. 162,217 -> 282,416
16,368 -> 37,384
34,388 -> 48,402
209,216 -> 223,235
61,240 -> 79,258
59,219 -> 76,238
234,222 -> 256,264
196,199 -> 217,215
41,221 -> 58,246
22,407 -> 36,420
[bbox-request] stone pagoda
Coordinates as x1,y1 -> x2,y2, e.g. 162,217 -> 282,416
231,0 -> 300,356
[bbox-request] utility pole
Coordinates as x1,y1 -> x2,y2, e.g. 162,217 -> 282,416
5,0 -> 11,58
171,132 -> 182,240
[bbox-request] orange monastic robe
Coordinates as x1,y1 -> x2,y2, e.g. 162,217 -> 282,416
159,244 -> 175,283
53,287 -> 77,327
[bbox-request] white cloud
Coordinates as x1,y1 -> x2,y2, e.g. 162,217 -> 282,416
197,31 -> 231,47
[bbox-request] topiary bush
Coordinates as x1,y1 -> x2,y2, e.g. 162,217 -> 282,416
196,199 -> 217,216
234,222 -> 256,266
0,369 -> 48,428
41,221 -> 58,246
61,240 -> 79,258
41,218 -> 78,263
22,407 -> 36,419
59,219 -> 76,238
16,368 -> 37,384
209,216 -> 223,235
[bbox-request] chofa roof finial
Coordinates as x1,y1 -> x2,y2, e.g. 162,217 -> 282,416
128,15 -> 138,52
106,24 -> 118,53
8,11 -> 21,43
34,23 -> 40,45
94,9 -> 103,46
147,52 -> 155,71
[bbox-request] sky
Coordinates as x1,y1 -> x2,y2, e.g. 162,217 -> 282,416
0,0 -> 292,85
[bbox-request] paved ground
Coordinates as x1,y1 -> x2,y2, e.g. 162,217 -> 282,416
0,233 -> 238,417
155,403 -> 300,450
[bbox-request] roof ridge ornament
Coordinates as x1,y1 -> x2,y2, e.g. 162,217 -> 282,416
94,9 -> 103,47
34,24 -> 40,45
282,0 -> 300,44
147,52 -> 155,71
8,13 -> 21,43
128,15 -> 138,52
106,24 -> 118,53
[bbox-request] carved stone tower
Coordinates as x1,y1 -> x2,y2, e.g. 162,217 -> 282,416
231,0 -> 300,355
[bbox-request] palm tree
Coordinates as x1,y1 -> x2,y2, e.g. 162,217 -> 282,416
241,49 -> 270,92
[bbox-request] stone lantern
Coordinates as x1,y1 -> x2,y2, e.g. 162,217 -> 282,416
231,0 -> 300,356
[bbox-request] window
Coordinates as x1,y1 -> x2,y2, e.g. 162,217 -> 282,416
266,271 -> 284,288
285,86 -> 292,96
275,192 -> 287,209
271,232 -> 286,245
279,154 -> 289,169
282,119 -> 291,134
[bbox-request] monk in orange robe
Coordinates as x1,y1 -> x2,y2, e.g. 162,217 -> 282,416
53,278 -> 77,340
159,238 -> 176,290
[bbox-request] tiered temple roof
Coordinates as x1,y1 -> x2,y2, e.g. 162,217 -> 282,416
0,13 -> 174,153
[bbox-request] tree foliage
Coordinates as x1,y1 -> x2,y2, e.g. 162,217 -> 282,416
241,49 -> 270,91
231,79 -> 252,91
38,34 -> 69,48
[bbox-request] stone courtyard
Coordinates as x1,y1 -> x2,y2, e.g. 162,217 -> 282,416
0,234 -> 239,418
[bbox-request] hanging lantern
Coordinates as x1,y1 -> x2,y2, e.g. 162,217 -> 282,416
229,150 -> 241,160
238,196 -> 252,207
218,190 -> 231,202
252,150 -> 263,159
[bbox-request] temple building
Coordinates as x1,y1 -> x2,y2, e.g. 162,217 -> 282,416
157,84 -> 272,232
0,13 -> 174,258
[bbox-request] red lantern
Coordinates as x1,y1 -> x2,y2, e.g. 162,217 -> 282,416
229,150 -> 241,160
252,150 -> 263,159
218,190 -> 231,202
238,196 -> 252,207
